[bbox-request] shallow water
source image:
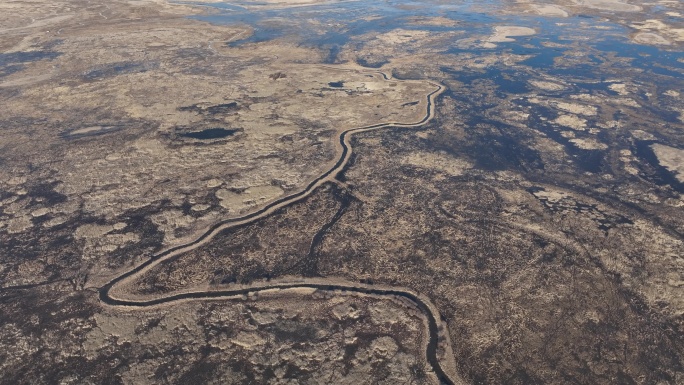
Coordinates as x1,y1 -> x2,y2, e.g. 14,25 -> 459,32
191,0 -> 683,183
181,127 -> 240,139
193,0 -> 682,76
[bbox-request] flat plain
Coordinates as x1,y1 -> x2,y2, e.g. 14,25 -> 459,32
1,0 -> 683,384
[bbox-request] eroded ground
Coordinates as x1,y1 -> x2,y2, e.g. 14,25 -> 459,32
1,0 -> 684,384
0,0 -> 434,286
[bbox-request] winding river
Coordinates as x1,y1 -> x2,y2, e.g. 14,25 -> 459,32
99,67 -> 457,385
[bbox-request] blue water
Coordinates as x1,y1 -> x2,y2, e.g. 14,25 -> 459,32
190,0 -> 498,50
185,0 -> 684,178
188,0 -> 682,82
181,128 -> 239,139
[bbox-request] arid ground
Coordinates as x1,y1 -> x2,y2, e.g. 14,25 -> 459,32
1,0 -> 683,384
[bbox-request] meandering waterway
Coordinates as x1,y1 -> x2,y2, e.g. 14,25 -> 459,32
99,66 -> 457,384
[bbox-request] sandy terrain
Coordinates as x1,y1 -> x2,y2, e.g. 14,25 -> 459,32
1,0 -> 684,384
652,144 -> 684,183
483,26 -> 536,48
